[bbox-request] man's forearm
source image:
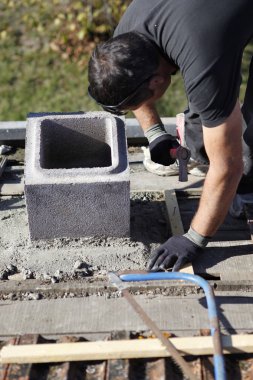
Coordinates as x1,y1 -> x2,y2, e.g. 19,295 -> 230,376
191,164 -> 242,237
133,103 -> 162,131
191,101 -> 244,237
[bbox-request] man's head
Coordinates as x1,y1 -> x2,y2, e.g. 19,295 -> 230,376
88,32 -> 174,115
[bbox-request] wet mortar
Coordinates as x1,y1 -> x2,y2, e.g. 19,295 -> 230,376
0,191 -> 172,300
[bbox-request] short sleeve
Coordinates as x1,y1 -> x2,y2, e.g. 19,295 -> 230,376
185,50 -> 243,127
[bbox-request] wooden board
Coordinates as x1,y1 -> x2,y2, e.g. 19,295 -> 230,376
165,190 -> 185,235
0,180 -> 24,195
0,157 -> 7,178
165,189 -> 194,274
1,335 -> 253,364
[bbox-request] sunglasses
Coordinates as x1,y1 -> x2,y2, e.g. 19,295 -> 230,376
88,74 -> 155,116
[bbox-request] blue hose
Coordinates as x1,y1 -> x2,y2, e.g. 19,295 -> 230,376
120,272 -> 226,380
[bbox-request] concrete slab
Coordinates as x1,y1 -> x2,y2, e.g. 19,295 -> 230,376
0,117 -> 177,141
0,121 -> 27,141
130,164 -> 204,192
194,240 -> 253,280
0,292 -> 252,337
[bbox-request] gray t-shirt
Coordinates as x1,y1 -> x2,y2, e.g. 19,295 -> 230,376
114,0 -> 253,126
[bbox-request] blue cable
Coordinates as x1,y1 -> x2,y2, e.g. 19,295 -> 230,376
120,272 -> 226,380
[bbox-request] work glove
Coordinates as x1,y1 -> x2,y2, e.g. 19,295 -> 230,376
148,227 -> 211,272
144,124 -> 179,166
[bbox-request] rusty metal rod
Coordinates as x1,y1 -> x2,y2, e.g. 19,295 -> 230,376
109,272 -> 196,380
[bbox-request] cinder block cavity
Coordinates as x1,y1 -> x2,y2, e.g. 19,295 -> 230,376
40,119 -> 112,169
25,112 -> 130,240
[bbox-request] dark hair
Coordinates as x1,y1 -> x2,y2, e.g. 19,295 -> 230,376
88,32 -> 160,107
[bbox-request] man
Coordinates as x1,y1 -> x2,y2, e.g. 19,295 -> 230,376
88,0 -> 253,271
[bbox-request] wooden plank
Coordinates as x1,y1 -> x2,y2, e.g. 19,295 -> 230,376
1,335 -> 253,364
165,190 -> 185,235
0,157 -> 7,178
165,189 -> 194,274
0,181 -> 24,195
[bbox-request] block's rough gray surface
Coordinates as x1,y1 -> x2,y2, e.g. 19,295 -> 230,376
25,112 -> 130,240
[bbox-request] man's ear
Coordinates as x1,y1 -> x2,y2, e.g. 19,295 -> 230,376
148,75 -> 166,90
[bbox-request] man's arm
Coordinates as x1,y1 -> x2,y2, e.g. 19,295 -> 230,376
148,100 -> 244,271
191,100 -> 243,236
133,102 -> 180,167
134,100 -> 243,235
133,102 -> 162,131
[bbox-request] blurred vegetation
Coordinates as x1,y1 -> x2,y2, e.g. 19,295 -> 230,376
0,0 -> 131,120
0,0 -> 252,120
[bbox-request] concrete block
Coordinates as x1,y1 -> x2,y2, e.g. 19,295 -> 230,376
25,112 -> 130,240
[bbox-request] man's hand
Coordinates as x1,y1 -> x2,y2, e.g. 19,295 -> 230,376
133,103 -> 179,165
144,123 -> 179,166
148,235 -> 203,272
190,101 -> 243,236
149,132 -> 179,166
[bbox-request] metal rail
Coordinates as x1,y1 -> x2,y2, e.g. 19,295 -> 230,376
120,272 -> 227,380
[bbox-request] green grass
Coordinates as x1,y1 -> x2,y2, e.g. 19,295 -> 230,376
156,72 -> 187,116
0,36 -> 188,120
0,42 -> 101,121
156,43 -> 253,116
241,43 -> 253,98
0,37 -> 252,121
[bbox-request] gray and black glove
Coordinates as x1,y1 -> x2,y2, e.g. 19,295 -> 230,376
145,124 -> 179,166
148,227 -> 211,271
